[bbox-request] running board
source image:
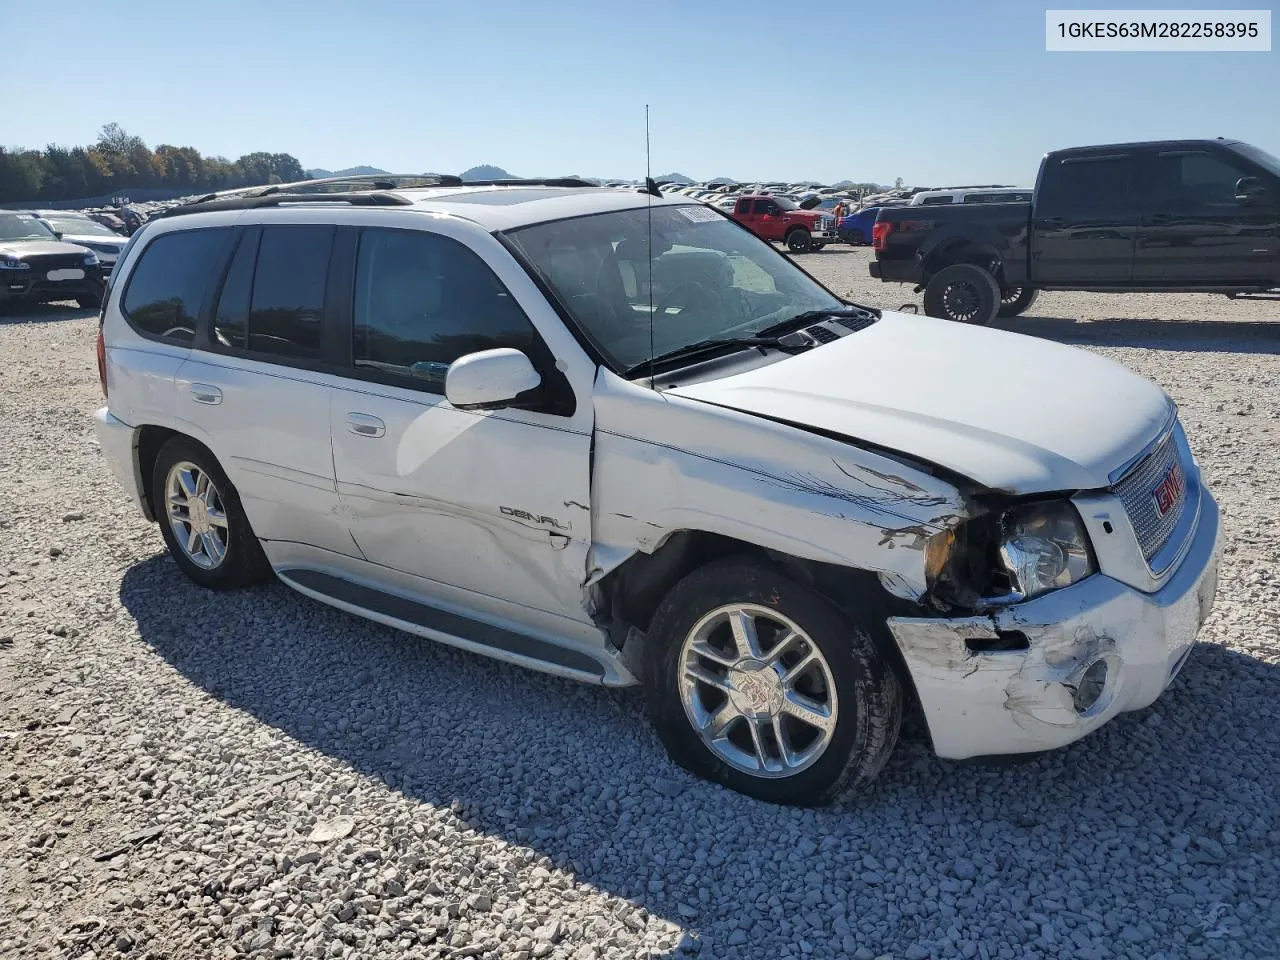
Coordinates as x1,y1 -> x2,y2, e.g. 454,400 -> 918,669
277,567 -> 607,682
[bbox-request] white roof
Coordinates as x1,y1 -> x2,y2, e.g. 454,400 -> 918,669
392,185 -> 696,231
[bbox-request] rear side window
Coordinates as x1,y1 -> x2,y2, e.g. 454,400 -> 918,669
210,225 -> 334,359
121,228 -> 231,342
1038,156 -> 1133,219
919,195 -> 953,205
248,226 -> 334,358
352,228 -> 537,390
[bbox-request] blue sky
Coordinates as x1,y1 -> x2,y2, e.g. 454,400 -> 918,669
7,0 -> 1277,185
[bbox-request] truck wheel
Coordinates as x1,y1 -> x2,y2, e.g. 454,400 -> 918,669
812,243 -> 827,251
644,557 -> 902,805
923,264 -> 1001,325
785,228 -> 813,253
997,287 -> 1039,318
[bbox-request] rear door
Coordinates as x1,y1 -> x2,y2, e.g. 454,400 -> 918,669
1134,146 -> 1280,285
1032,153 -> 1138,285
174,222 -> 357,558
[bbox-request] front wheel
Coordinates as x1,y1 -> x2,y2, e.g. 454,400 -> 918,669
923,263 -> 1001,325
77,292 -> 103,310
997,287 -> 1039,318
644,558 -> 902,805
785,228 -> 813,253
812,242 -> 827,251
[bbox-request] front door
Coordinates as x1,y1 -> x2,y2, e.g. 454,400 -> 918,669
1134,147 -> 1280,285
1032,152 -> 1138,286
328,224 -> 595,621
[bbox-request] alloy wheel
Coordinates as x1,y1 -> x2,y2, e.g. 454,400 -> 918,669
165,461 -> 230,570
677,604 -> 838,778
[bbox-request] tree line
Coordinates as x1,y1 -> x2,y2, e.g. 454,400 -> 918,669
0,124 -> 306,205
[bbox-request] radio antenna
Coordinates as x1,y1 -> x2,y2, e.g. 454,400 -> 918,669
645,104 -> 655,387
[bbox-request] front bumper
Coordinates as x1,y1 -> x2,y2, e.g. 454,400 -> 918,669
2,269 -> 104,303
887,482 -> 1221,760
94,407 -> 149,517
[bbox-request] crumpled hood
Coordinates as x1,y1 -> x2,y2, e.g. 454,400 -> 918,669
667,311 -> 1173,493
0,240 -> 91,258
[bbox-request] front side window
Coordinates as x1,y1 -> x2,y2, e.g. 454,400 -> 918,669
505,204 -> 845,373
1151,151 -> 1252,212
352,228 -> 538,388
121,228 -> 231,342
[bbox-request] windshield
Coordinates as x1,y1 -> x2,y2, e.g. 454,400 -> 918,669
0,214 -> 57,242
1232,142 -> 1280,179
505,204 -> 844,373
44,217 -> 119,238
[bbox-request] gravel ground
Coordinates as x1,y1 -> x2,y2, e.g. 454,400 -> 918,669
2,248 -> 1279,960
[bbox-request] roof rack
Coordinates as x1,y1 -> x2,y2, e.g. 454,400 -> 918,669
159,191 -> 414,218
454,177 -> 599,188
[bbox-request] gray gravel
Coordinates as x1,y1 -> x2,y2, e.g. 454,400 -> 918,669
2,257 -> 1279,959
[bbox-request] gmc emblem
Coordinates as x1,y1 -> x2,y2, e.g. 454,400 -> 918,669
1151,462 -> 1185,518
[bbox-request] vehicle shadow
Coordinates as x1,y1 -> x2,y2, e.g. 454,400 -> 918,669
994,314 -> 1280,354
0,302 -> 97,325
120,554 -> 1280,956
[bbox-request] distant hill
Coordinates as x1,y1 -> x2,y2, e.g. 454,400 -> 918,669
461,164 -> 514,181
655,172 -> 693,185
305,165 -> 391,179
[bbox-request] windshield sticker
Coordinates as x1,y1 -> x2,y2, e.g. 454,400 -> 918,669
678,205 -> 721,223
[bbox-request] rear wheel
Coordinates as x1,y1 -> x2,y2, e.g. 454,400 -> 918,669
997,287 -> 1039,318
785,228 -> 813,253
923,264 -> 1001,325
151,437 -> 272,590
644,558 -> 901,805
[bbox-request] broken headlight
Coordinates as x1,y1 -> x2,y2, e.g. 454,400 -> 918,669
996,501 -> 1096,601
924,499 -> 1097,609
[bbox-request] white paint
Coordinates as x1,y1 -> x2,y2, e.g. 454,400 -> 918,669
669,311 -> 1174,493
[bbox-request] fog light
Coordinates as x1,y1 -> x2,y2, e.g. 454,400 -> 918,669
1072,659 -> 1108,715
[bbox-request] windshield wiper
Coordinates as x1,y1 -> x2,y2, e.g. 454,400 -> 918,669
623,336 -> 811,377
754,305 -> 879,338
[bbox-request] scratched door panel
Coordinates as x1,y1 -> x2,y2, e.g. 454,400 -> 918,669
330,382 -> 593,620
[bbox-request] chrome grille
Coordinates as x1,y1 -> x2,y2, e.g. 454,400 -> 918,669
1113,429 -> 1186,562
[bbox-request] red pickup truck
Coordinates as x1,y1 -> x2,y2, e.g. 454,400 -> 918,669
728,195 -> 839,252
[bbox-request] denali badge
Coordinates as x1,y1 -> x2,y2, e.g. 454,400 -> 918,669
1151,462 -> 1185,518
499,506 -> 570,531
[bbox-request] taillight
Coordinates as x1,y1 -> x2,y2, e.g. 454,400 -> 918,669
872,221 -> 894,251
96,326 -> 108,397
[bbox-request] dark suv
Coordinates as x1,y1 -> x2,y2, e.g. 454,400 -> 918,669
0,211 -> 106,312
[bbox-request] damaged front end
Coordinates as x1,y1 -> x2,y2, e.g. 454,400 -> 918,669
889,485 -> 1221,761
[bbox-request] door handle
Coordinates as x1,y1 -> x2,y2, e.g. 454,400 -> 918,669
190,383 -> 222,405
345,413 -> 386,438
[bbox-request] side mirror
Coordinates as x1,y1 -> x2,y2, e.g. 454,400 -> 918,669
1235,176 -> 1269,203
52,231 -> 63,240
444,348 -> 541,411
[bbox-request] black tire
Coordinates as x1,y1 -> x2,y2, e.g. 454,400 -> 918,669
644,557 -> 902,806
76,292 -> 103,311
923,263 -> 1001,325
812,242 -> 827,251
997,286 -> 1039,318
150,436 -> 272,590
785,228 -> 812,253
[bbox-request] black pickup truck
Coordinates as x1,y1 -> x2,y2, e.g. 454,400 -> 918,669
869,138 -> 1280,324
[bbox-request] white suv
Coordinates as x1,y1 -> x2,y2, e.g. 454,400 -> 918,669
94,177 -> 1221,805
